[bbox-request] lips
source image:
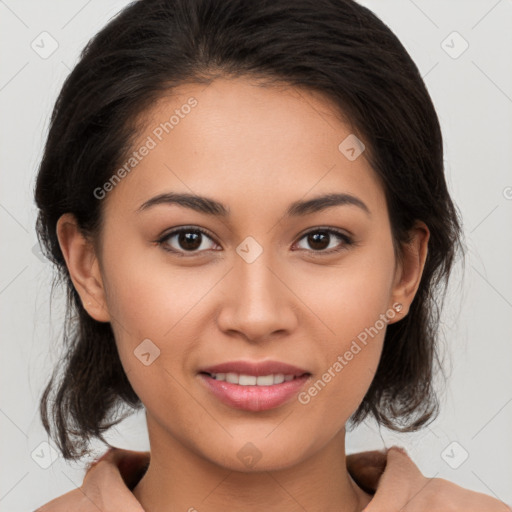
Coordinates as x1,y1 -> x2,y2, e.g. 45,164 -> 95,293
199,360 -> 310,378
198,360 -> 311,412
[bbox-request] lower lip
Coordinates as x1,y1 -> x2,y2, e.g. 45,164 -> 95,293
199,373 -> 311,412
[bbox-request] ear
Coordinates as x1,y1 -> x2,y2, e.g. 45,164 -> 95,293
56,213 -> 110,322
388,220 -> 429,323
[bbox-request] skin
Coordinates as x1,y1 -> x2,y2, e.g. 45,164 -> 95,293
35,447 -> 511,512
55,77 -> 430,512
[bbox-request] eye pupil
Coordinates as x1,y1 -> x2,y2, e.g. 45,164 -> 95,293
308,232 -> 329,250
179,231 -> 202,251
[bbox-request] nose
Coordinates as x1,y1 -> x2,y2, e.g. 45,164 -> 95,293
216,251 -> 298,343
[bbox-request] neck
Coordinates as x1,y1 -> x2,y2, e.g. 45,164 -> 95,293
133,417 -> 372,512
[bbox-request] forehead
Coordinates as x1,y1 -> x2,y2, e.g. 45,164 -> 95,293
104,77 -> 387,219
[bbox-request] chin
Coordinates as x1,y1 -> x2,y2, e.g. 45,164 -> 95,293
203,437 -> 316,473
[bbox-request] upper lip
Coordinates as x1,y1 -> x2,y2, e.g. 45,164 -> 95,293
199,360 -> 310,377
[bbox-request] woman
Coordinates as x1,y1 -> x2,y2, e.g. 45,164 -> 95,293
33,0 -> 509,510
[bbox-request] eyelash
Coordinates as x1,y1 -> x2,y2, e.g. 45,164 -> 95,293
155,226 -> 354,257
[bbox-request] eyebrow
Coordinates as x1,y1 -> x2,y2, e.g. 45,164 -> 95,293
136,192 -> 371,217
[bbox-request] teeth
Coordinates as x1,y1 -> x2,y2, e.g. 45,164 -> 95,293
257,375 -> 274,385
226,372 -> 239,384
209,372 -> 298,385
239,374 -> 257,385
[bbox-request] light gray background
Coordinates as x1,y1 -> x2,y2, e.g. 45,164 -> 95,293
1,1 -> 511,510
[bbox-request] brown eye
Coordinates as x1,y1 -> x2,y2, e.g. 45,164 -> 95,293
158,227 -> 219,254
295,228 -> 353,254
307,231 -> 330,250
177,231 -> 202,251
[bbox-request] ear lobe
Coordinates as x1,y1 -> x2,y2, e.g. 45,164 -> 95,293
389,221 -> 429,321
56,213 -> 111,323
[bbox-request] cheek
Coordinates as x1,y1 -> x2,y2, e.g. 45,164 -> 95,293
99,240 -> 219,410
294,244 -> 395,419
297,244 -> 396,343
101,236 -> 215,338
296,309 -> 386,438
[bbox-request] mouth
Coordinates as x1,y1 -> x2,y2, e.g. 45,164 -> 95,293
197,360 -> 311,412
200,371 -> 307,386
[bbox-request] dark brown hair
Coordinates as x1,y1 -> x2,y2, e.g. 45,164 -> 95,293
34,0 -> 464,460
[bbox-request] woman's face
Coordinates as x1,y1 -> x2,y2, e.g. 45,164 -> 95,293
71,77 -> 427,471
